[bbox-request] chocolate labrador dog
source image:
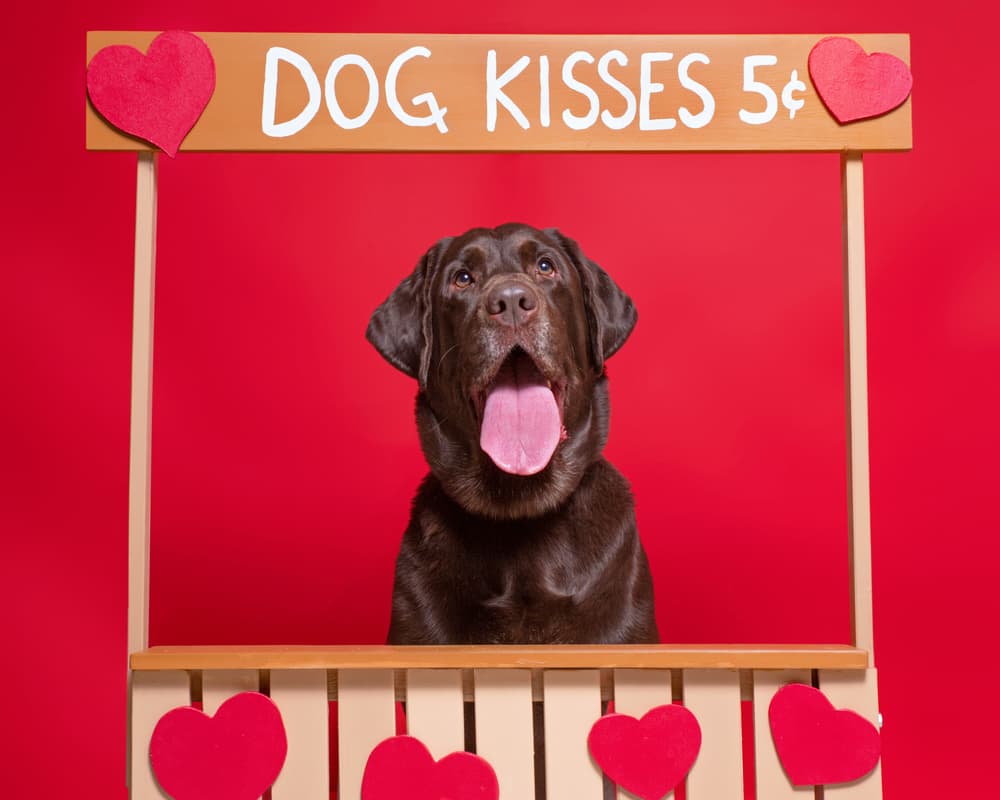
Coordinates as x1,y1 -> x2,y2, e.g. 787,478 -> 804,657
367,223 -> 658,644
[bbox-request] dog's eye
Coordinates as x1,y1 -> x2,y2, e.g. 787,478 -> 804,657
453,269 -> 474,288
537,257 -> 556,276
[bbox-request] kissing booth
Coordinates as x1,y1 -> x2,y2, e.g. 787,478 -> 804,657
85,31 -> 912,800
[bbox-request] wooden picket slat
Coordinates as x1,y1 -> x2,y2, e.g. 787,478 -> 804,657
199,670 -> 264,800
612,668 -> 672,715
684,669 -> 744,799
753,669 -> 813,800
269,669 -> 330,800
130,670 -> 190,800
405,669 -> 465,758
612,669 -> 673,800
544,670 -> 604,800
818,669 -> 882,799
337,669 -> 396,800
201,669 -> 260,712
474,669 -> 537,800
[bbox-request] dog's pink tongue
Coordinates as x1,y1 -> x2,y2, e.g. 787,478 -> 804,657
480,357 -> 560,476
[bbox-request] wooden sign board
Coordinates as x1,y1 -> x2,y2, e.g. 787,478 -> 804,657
85,33 -> 911,153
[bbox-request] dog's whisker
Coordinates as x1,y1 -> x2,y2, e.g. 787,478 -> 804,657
427,413 -> 450,435
437,344 -> 460,375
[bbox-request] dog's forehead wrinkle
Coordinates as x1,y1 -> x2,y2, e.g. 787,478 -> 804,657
449,231 -> 506,266
457,244 -> 489,268
514,237 -> 541,261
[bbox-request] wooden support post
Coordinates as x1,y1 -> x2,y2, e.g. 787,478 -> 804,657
126,151 -> 158,796
128,150 -> 158,656
841,152 -> 875,662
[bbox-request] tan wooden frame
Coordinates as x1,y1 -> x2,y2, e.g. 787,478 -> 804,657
96,30 -> 907,799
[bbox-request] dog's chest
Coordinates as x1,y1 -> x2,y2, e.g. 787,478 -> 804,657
453,528 -> 613,642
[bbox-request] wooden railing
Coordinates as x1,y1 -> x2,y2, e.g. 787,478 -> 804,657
129,644 -> 878,800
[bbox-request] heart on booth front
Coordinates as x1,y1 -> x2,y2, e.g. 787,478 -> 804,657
149,691 -> 287,800
87,30 -> 215,157
808,36 -> 912,123
588,704 -> 701,800
362,735 -> 499,800
769,683 -> 881,787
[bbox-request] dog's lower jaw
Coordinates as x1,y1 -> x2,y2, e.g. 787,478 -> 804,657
415,378 -> 609,521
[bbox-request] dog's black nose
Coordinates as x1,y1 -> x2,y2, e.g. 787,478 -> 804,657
486,282 -> 538,328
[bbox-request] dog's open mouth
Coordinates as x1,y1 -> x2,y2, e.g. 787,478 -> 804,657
476,347 -> 567,476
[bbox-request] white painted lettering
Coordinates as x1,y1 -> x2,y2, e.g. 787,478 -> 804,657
539,55 -> 551,128
739,55 -> 779,125
385,46 -> 449,133
677,53 -> 715,129
639,52 -> 676,131
487,50 -> 531,131
262,47 -> 322,138
597,50 -> 636,130
562,51 -> 600,130
324,54 -> 379,130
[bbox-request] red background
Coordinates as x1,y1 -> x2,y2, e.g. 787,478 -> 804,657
4,1 -> 999,798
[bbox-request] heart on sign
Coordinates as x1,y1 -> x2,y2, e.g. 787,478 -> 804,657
86,30 -> 215,157
362,735 -> 499,800
149,691 -> 287,800
808,36 -> 912,123
588,705 -> 701,800
769,683 -> 881,787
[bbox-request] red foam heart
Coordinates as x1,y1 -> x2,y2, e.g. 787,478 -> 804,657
769,683 -> 880,787
86,30 -> 215,157
808,36 -> 912,123
361,735 -> 499,800
588,705 -> 701,800
149,691 -> 287,800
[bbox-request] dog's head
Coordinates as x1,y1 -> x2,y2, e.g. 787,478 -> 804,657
367,223 -> 637,519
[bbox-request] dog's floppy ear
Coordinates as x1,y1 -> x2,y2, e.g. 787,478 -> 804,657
366,238 -> 453,385
547,229 -> 638,371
